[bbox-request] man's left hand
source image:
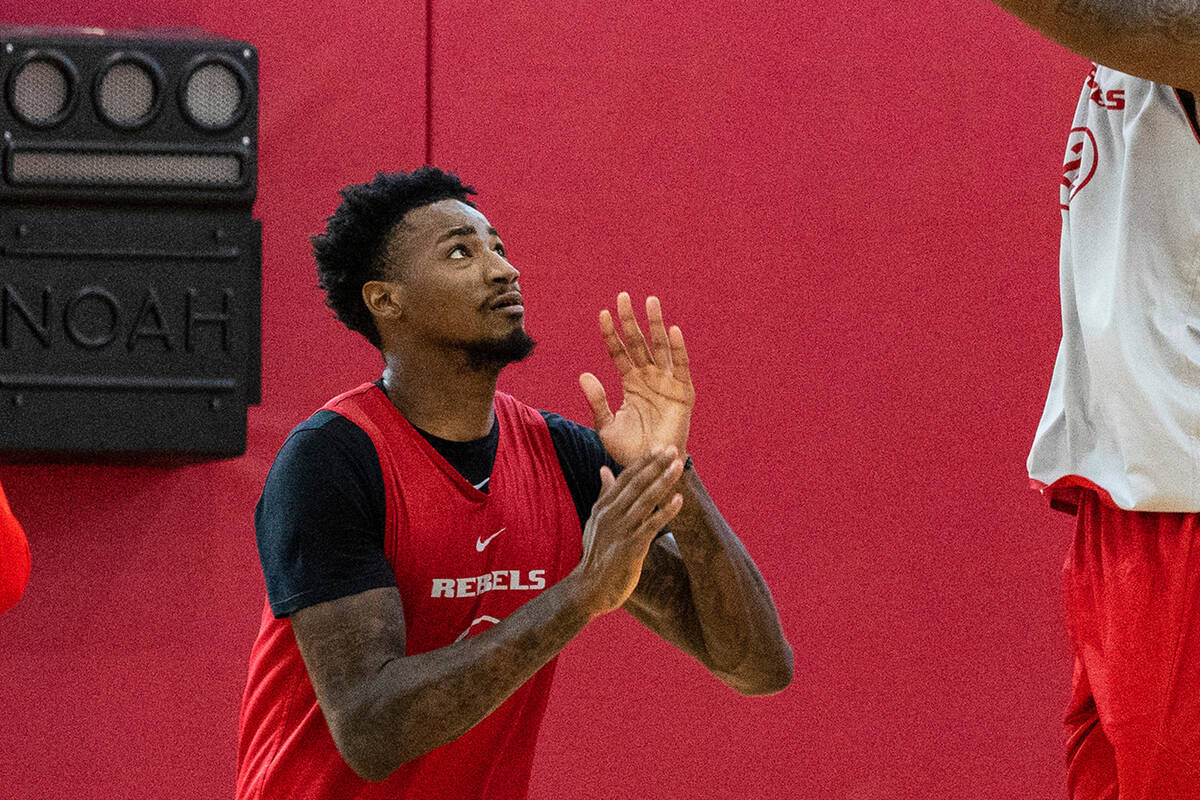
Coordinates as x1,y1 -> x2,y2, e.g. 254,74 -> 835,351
580,292 -> 695,466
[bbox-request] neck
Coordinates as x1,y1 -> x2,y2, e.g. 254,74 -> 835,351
380,348 -> 499,441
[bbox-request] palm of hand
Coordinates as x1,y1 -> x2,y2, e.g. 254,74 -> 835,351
580,293 -> 695,466
599,368 -> 694,465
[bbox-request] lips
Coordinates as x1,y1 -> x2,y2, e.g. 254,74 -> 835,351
488,292 -> 524,310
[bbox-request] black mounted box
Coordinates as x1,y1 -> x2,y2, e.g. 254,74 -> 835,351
0,25 -> 261,459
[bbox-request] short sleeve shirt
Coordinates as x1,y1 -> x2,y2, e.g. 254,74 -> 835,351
255,403 -> 615,617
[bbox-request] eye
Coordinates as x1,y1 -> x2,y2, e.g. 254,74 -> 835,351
448,244 -> 470,259
494,242 -> 507,257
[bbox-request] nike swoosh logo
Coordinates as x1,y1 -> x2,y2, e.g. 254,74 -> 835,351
476,527 -> 505,552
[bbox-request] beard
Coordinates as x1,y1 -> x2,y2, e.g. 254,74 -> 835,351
461,327 -> 537,372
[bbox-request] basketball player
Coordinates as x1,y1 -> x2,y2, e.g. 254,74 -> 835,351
235,168 -> 793,799
989,2 -> 1200,797
0,480 -> 30,613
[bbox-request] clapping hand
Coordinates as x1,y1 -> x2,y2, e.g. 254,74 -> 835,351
579,292 -> 695,467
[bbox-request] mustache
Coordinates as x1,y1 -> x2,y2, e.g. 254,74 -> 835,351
483,290 -> 523,311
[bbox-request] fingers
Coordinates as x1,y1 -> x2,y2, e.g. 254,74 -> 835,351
668,324 -> 691,386
622,452 -> 683,523
602,447 -> 683,522
645,296 -> 672,371
579,372 -> 615,430
599,464 -> 616,493
616,291 -> 653,368
638,492 -> 684,538
598,309 -> 635,376
603,293 -> 685,381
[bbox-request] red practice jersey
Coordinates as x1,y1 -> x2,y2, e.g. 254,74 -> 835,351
237,384 -> 584,800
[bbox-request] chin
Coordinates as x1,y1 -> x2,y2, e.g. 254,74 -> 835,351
462,328 -> 537,371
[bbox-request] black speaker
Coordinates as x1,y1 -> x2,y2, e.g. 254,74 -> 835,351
0,25 -> 260,460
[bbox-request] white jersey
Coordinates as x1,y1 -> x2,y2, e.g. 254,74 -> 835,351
1027,65 -> 1200,512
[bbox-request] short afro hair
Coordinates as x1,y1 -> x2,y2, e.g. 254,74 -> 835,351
312,166 -> 476,348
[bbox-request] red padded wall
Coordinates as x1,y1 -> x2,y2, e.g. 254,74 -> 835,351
2,1 -> 1087,797
0,2 -> 425,798
431,2 -> 1083,798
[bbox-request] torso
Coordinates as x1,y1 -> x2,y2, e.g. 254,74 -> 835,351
1028,65 -> 1200,511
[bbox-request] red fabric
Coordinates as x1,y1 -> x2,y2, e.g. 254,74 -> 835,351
0,480 -> 31,614
237,384 -> 582,799
1031,476 -> 1120,514
1063,489 -> 1200,799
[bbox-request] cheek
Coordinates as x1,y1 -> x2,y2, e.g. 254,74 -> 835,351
407,274 -> 479,323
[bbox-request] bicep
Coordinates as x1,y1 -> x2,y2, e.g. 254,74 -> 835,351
291,587 -> 408,741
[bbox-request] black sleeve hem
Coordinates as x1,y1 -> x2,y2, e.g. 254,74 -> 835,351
271,570 -> 398,618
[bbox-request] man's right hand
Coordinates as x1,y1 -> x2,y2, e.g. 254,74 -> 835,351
571,448 -> 684,617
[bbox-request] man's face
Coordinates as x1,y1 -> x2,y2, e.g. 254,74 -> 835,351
381,198 -> 534,369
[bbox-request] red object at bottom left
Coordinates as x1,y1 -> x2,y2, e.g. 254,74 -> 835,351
0,480 -> 30,613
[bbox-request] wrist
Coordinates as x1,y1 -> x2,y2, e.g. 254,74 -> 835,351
560,568 -> 606,623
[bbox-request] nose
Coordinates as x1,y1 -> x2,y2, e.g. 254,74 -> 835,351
486,252 -> 519,284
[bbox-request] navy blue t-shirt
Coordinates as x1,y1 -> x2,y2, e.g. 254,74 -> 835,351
255,406 -> 616,618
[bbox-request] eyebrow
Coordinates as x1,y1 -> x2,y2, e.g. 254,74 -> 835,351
436,225 -> 500,245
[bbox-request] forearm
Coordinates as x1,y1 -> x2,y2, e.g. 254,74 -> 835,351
343,573 -> 593,779
991,0 -> 1200,89
629,466 -> 792,695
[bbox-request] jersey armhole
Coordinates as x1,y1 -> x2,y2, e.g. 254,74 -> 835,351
1174,89 -> 1200,146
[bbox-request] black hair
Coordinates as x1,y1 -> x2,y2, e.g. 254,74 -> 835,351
312,166 -> 476,348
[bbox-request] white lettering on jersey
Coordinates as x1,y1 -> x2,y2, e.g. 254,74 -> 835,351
454,615 -> 501,643
430,569 -> 549,598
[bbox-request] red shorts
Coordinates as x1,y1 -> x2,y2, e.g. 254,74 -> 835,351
1062,488 -> 1200,799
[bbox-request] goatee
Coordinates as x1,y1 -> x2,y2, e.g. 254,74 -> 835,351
462,328 -> 537,372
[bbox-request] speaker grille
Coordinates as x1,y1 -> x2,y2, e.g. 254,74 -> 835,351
97,61 -> 155,126
11,59 -> 70,125
10,150 -> 242,186
185,63 -> 242,129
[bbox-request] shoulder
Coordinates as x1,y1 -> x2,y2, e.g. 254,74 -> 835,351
534,411 -> 611,528
288,407 -> 372,445
271,409 -> 379,477
256,410 -> 392,618
259,409 -> 385,536
494,394 -> 609,466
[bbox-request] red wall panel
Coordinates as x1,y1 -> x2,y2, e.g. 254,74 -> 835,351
0,3 -> 425,798
431,2 -> 1083,798
2,1 -> 1092,798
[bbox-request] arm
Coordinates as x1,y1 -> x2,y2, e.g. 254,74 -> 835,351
579,293 -> 793,696
623,465 -> 793,696
290,451 -> 684,782
292,578 -> 590,781
990,0 -> 1200,91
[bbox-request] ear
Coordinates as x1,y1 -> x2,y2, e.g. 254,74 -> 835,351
362,279 -> 405,323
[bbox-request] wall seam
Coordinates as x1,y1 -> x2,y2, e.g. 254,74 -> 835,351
425,0 -> 434,164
